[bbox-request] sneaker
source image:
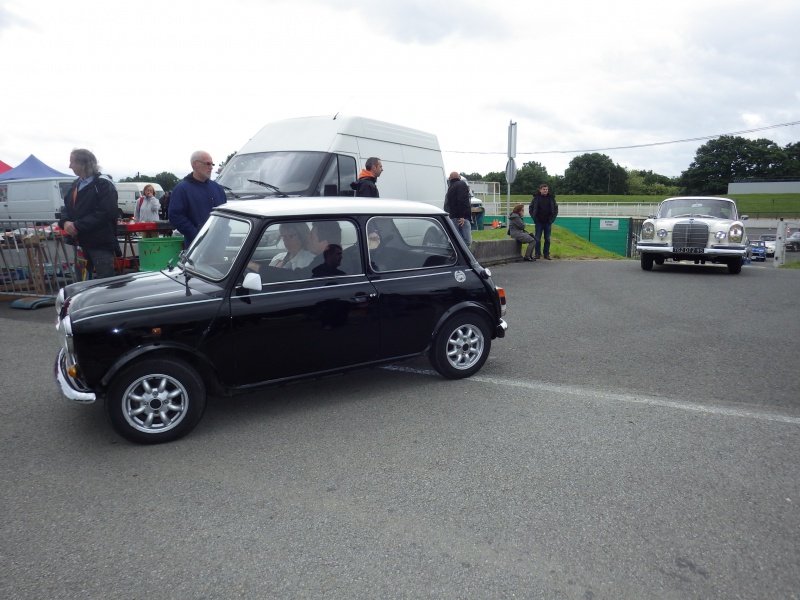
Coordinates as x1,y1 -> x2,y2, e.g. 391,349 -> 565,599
523,256 -> 534,262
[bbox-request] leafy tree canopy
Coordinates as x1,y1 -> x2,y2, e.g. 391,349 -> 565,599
119,171 -> 180,191
679,136 -> 798,195
562,153 -> 627,194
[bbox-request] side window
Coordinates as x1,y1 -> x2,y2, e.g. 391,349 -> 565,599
367,217 -> 457,272
338,154 -> 357,197
314,155 -> 357,197
249,219 -> 363,284
316,156 -> 338,196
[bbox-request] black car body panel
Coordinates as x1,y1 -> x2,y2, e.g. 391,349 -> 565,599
54,198 -> 507,442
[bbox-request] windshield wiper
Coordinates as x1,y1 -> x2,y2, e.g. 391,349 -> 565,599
218,184 -> 240,199
247,179 -> 287,196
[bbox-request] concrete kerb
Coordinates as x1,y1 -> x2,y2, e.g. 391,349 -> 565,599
470,239 -> 523,265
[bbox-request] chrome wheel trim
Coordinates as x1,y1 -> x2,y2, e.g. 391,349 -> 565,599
445,324 -> 485,371
121,373 -> 189,434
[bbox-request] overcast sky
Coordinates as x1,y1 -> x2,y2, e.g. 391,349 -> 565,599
1,0 -> 798,184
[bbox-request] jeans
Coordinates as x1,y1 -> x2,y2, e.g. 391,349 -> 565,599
534,221 -> 552,257
82,247 -> 116,279
451,217 -> 472,247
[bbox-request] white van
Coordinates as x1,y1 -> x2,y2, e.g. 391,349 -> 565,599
0,177 -> 75,222
115,182 -> 165,217
216,116 -> 446,207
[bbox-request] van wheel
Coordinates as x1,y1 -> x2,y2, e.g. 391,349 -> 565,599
117,208 -> 124,219
106,357 -> 206,444
428,313 -> 491,379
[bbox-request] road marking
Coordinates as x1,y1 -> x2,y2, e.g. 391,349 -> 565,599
382,365 -> 800,425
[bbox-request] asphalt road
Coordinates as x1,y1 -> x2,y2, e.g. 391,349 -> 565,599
1,260 -> 799,599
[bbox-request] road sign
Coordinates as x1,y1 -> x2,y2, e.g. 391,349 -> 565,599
505,158 -> 517,184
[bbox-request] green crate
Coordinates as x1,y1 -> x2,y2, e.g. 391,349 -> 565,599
138,237 -> 184,271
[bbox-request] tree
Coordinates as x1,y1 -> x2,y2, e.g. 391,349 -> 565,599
120,172 -> 180,191
679,135 -> 794,195
483,171 -> 508,188
627,169 -> 680,196
510,161 -> 550,196
563,153 -> 627,194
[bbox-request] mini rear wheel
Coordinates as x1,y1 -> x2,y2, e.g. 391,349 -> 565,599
429,313 -> 491,379
106,357 -> 206,444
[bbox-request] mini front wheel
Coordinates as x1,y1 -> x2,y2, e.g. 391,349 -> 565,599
429,313 -> 491,379
106,357 -> 206,444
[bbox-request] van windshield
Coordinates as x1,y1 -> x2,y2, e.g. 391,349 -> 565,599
217,151 -> 328,198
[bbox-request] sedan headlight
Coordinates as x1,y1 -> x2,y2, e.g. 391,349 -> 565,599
715,230 -> 727,240
729,224 -> 744,243
642,222 -> 655,239
657,229 -> 668,239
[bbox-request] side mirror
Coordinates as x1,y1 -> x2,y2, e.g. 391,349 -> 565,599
741,214 -> 749,221
242,272 -> 262,292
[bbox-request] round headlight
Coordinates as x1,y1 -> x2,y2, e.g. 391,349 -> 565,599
715,230 -> 727,240
729,224 -> 744,243
658,229 -> 667,239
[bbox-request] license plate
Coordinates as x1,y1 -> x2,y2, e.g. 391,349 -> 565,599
674,247 -> 704,254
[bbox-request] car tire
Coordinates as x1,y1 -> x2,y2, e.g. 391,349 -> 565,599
641,253 -> 654,271
728,257 -> 743,274
106,357 -> 207,444
428,313 -> 491,380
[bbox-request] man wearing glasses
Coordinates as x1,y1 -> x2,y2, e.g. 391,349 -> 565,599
169,150 -> 227,248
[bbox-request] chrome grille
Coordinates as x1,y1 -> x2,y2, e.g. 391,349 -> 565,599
672,222 -> 708,248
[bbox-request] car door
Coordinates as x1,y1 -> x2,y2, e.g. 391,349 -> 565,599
228,219 -> 379,385
365,216 -> 478,359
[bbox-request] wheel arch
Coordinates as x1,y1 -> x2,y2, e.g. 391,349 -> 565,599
99,344 -> 224,396
428,302 -> 496,350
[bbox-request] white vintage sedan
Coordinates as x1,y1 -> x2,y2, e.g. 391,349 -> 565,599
637,196 -> 748,274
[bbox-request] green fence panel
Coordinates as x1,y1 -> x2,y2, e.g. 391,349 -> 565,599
557,217 -> 632,257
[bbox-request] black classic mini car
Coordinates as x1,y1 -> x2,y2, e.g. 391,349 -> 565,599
55,198 -> 507,444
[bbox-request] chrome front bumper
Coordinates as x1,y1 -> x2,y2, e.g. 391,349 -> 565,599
636,244 -> 747,257
54,349 -> 96,404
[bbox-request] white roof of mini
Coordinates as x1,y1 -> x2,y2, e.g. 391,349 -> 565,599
217,197 -> 445,218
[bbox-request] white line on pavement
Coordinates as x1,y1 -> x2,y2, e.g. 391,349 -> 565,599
382,365 -> 800,425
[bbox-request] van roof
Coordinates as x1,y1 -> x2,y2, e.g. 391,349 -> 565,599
236,115 -> 441,155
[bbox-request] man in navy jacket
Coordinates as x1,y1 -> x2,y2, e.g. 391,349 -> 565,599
169,150 -> 227,248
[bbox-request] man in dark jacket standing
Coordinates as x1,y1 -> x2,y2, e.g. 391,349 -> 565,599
60,149 -> 119,279
350,157 -> 382,197
169,150 -> 227,248
445,172 -> 472,247
528,183 -> 558,259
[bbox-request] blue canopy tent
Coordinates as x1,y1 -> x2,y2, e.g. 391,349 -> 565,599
0,154 -> 71,181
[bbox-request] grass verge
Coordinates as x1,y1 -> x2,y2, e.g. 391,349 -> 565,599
472,225 -> 623,260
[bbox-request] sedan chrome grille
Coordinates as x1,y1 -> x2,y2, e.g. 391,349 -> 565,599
673,222 -> 709,248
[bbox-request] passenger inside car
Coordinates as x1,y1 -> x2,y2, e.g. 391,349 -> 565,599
270,222 -> 315,270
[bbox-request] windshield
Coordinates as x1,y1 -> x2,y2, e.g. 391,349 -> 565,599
183,215 -> 251,280
216,151 -> 328,197
658,198 -> 738,220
